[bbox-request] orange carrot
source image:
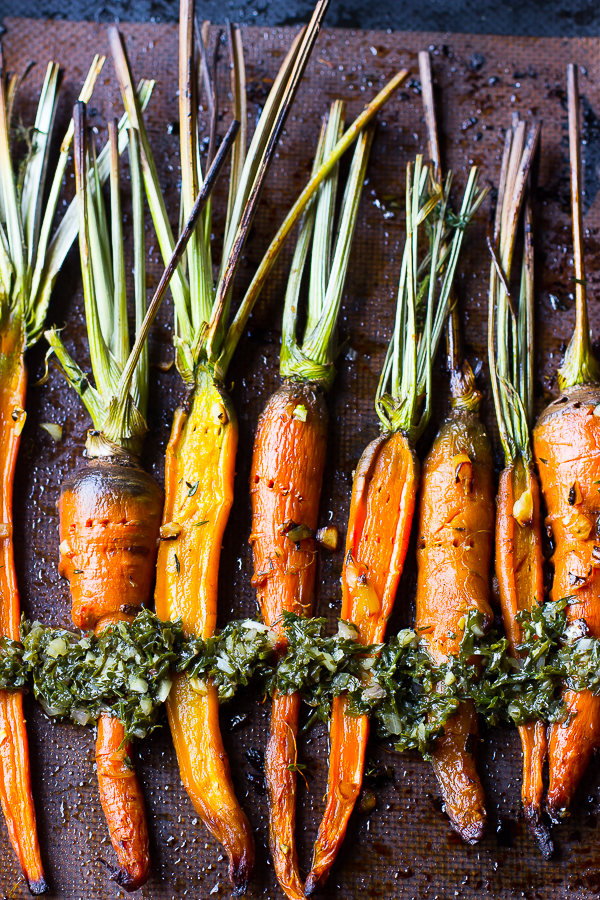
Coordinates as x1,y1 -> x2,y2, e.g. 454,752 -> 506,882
251,382 -> 329,900
307,430 -> 418,893
307,156 -> 487,894
154,374 -> 256,890
411,54 -> 493,845
532,65 -> 600,823
94,612 -> 151,889
415,346 -> 494,843
47,104 -> 168,890
534,385 -> 600,818
0,51 -> 105,893
0,312 -> 46,894
486,112 -> 551,852
249,101 -> 371,899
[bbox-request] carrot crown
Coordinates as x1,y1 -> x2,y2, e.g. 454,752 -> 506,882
558,64 -> 600,390
376,159 -> 486,440
0,51 -> 108,347
45,101 -> 154,457
279,101 -> 372,389
488,116 -> 540,466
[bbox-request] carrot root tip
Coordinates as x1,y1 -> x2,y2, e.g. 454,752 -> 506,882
98,857 -> 149,893
27,877 -> 49,896
304,872 -> 320,896
450,816 -> 486,845
524,808 -> 554,859
229,853 -> 253,895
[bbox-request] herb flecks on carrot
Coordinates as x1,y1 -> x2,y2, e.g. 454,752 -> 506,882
251,99 -> 372,900
0,49 -> 107,893
308,149 -> 487,894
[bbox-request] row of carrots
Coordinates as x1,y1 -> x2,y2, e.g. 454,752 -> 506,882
0,1 -> 598,897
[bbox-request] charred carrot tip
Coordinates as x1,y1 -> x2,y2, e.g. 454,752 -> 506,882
99,856 -> 149,893
305,872 -> 320,896
524,809 -> 553,860
457,818 -> 486,845
230,852 -> 253,895
110,867 -> 148,892
27,877 -> 49,896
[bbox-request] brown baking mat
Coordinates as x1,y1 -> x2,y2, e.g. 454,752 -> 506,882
1,15 -> 600,900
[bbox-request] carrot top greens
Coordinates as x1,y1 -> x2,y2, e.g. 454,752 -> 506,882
110,12 -> 408,386
280,101 -> 372,388
376,160 -> 487,440
488,116 -> 540,466
45,102 -> 154,456
0,52 -> 108,345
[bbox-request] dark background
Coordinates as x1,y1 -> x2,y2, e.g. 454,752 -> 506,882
0,0 -> 600,36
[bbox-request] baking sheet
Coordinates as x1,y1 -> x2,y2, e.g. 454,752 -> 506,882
1,16 -> 600,899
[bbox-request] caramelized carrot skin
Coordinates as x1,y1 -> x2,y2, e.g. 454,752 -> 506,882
534,384 -> 600,818
250,380 -> 328,900
58,459 -> 163,629
307,431 -> 418,895
264,692 -> 304,900
154,371 -> 254,892
0,312 -> 46,893
250,380 -> 328,632
59,458 -> 162,890
415,409 -> 494,843
94,617 -> 150,891
496,462 -> 550,851
430,703 -> 486,843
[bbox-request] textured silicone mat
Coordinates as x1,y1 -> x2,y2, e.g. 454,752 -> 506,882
1,16 -> 600,900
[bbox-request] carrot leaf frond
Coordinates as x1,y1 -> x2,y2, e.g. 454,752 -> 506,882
217,67 -> 409,381
44,327 -> 104,426
46,99 -> 160,455
376,159 -> 485,440
0,50 -> 107,347
279,101 -> 372,388
30,77 -> 152,345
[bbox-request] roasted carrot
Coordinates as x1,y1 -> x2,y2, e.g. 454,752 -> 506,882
415,309 -> 494,843
412,55 -> 495,843
532,64 -> 600,822
0,51 -> 106,894
487,113 -> 552,853
307,156 -> 487,894
249,102 -> 372,899
46,104 -> 160,890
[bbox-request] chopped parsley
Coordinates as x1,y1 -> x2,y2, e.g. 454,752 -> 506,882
0,599 -> 598,754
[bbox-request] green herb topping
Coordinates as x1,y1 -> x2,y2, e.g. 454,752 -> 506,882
0,599 -> 595,752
